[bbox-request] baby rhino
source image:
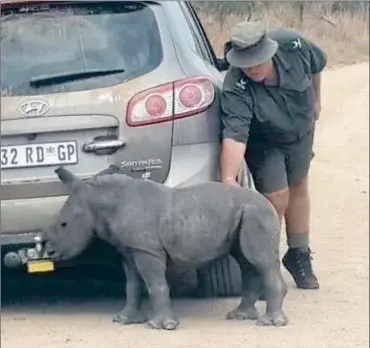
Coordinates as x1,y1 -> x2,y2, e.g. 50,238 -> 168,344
42,166 -> 288,330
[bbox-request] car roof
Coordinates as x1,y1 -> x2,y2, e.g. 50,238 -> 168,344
0,0 -> 167,4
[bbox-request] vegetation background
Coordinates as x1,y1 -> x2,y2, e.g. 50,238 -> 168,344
191,1 -> 369,67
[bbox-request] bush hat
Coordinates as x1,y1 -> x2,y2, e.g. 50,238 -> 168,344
226,20 -> 279,68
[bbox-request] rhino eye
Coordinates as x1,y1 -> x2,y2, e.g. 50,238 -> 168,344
61,222 -> 67,227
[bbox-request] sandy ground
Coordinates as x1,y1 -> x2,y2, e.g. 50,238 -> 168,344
1,62 -> 369,348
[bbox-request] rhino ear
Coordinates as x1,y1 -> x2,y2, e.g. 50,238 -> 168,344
94,164 -> 121,178
55,167 -> 84,190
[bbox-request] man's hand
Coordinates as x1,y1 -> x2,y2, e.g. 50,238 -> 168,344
222,176 -> 240,187
314,99 -> 321,121
220,138 -> 246,187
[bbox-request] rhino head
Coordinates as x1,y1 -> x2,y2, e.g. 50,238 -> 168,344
42,167 -> 96,261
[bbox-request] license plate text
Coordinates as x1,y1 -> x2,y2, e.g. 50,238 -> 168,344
1,141 -> 78,169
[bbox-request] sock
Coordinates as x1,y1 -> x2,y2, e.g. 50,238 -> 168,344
286,232 -> 309,249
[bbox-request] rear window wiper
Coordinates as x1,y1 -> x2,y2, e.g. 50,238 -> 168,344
29,68 -> 125,88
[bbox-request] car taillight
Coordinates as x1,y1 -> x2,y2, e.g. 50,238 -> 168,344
145,94 -> 168,117
126,76 -> 215,127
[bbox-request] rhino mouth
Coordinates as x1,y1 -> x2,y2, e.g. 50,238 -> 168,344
44,241 -> 66,261
46,248 -> 64,261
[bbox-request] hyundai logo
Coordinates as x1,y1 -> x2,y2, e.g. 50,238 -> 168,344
18,100 -> 50,117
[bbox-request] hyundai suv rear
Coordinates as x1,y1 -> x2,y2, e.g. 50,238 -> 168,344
1,0 -> 254,296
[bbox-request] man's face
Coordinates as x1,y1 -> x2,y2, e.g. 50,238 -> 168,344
242,59 -> 274,82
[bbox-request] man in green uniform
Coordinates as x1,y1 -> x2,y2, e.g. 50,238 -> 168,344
220,20 -> 327,290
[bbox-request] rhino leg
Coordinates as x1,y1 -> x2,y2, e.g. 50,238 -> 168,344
238,204 -> 289,327
255,265 -> 288,327
113,258 -> 147,325
226,246 -> 261,321
134,252 -> 179,330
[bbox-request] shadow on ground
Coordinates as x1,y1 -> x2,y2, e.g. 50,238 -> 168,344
1,263 -> 128,307
1,254 -> 199,308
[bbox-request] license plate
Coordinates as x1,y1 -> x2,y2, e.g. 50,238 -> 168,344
1,141 -> 78,169
27,260 -> 55,273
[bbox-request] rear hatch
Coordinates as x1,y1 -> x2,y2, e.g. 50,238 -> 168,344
1,1 -> 184,203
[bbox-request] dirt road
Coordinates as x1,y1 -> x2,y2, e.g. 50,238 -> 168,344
2,62 -> 369,348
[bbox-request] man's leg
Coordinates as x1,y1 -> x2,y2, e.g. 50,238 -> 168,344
285,176 -> 310,248
282,131 -> 319,290
246,146 -> 290,223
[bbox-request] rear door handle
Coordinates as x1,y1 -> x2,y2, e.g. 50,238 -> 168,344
82,138 -> 126,154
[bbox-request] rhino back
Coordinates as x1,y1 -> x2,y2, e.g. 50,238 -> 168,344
159,183 -> 244,264
91,177 -> 170,254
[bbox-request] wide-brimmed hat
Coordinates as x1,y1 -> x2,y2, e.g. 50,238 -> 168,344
226,20 -> 279,68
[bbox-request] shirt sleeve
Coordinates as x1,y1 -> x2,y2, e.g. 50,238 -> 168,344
302,37 -> 328,74
220,89 -> 254,144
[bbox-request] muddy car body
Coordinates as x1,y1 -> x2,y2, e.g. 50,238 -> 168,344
1,0 -> 254,296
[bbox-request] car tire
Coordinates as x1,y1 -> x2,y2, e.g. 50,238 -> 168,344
196,162 -> 255,298
196,255 -> 241,297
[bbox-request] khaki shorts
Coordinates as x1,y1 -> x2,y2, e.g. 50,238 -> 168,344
245,129 -> 315,194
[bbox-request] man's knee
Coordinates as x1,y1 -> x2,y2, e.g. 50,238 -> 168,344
289,176 -> 309,198
265,187 -> 290,218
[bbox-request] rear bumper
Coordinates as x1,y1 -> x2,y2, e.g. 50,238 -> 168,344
1,195 -> 67,246
1,232 -> 39,246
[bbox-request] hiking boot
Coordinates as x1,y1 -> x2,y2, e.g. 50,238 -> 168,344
282,247 -> 319,289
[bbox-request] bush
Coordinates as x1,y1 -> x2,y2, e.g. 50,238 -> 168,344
191,1 -> 369,66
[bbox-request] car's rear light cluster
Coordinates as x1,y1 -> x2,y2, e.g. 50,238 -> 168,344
126,76 -> 215,127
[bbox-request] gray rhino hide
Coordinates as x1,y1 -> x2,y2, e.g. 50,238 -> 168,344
42,165 -> 288,330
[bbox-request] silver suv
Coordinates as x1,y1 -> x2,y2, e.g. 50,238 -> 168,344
1,0 -> 254,296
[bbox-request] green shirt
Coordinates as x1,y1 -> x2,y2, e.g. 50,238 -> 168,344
220,28 -> 328,145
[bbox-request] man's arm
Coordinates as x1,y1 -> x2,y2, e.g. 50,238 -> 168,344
219,89 -> 253,186
303,37 -> 327,120
312,73 -> 322,120
313,73 -> 321,100
220,138 -> 246,186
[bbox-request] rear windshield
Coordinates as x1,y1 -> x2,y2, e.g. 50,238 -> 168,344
1,2 -> 163,97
